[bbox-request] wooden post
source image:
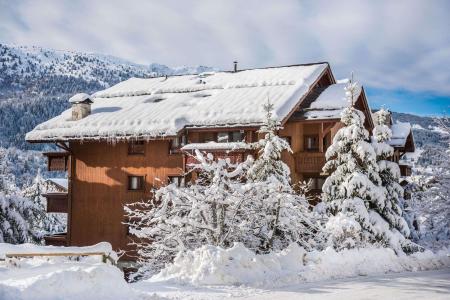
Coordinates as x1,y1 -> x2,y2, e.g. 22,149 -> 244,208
319,123 -> 324,153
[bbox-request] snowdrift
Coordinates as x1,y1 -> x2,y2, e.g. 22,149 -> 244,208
0,242 -> 145,300
150,243 -> 450,287
0,262 -> 137,300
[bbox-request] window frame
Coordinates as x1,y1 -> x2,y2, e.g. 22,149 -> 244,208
304,135 -> 319,152
168,175 -> 186,187
127,175 -> 145,191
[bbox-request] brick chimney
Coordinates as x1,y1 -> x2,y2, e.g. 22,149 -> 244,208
69,93 -> 93,121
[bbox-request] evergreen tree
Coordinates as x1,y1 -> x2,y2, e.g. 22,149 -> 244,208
247,100 -> 292,186
246,101 -> 324,252
0,151 -> 43,243
322,78 -> 386,250
372,108 -> 410,238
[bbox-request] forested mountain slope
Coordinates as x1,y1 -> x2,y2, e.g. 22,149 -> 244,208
0,44 -> 213,150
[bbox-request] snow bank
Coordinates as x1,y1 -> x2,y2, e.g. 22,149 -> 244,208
0,262 -> 137,300
0,242 -> 159,300
150,243 -> 450,287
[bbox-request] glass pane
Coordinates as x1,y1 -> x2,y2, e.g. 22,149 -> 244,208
130,177 -> 138,189
230,131 -> 244,142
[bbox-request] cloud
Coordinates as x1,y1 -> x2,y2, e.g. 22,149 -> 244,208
1,0 -> 450,96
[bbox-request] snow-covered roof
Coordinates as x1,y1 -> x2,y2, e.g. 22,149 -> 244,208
25,64 -> 328,142
46,178 -> 68,190
69,93 -> 92,103
299,83 -> 360,120
389,122 -> 412,147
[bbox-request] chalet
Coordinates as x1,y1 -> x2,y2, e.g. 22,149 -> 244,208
25,62 -> 415,258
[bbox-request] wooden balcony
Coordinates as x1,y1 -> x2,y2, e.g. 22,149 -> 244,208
44,233 -> 67,246
44,152 -> 69,171
42,192 -> 68,213
294,151 -> 326,174
399,164 -> 412,177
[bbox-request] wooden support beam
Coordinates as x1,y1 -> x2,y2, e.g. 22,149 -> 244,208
322,122 -> 335,136
319,123 -> 324,153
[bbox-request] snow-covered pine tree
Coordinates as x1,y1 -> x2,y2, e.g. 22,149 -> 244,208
247,99 -> 292,186
322,78 -> 388,250
372,108 -> 411,240
0,149 -> 43,243
22,170 -> 67,235
246,101 -> 324,252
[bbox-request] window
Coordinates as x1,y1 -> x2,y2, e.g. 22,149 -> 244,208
128,176 -> 144,191
230,131 -> 245,142
217,131 -> 245,143
201,132 -> 216,143
304,135 -> 319,151
128,141 -> 145,155
168,176 -> 185,187
217,132 -> 229,143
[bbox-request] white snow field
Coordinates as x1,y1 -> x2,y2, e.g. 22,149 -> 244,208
134,268 -> 450,300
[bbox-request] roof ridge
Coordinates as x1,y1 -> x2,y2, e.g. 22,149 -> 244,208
135,62 -> 330,80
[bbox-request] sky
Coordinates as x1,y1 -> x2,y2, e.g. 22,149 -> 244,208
1,0 -> 449,115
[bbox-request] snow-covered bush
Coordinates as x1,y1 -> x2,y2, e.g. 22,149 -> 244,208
125,150 -> 252,275
322,79 -> 413,252
406,147 -> 450,249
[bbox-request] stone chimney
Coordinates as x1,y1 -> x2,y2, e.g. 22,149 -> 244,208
69,93 -> 93,121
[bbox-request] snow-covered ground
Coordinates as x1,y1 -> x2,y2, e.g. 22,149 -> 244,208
0,242 -> 449,300
133,268 -> 450,300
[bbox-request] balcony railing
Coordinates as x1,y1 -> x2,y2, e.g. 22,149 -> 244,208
42,192 -> 68,213
294,151 -> 326,174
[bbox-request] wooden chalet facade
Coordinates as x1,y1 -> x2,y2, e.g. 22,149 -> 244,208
26,63 -> 415,258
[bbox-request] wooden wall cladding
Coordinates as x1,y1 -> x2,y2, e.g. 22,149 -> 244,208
68,140 -> 184,256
